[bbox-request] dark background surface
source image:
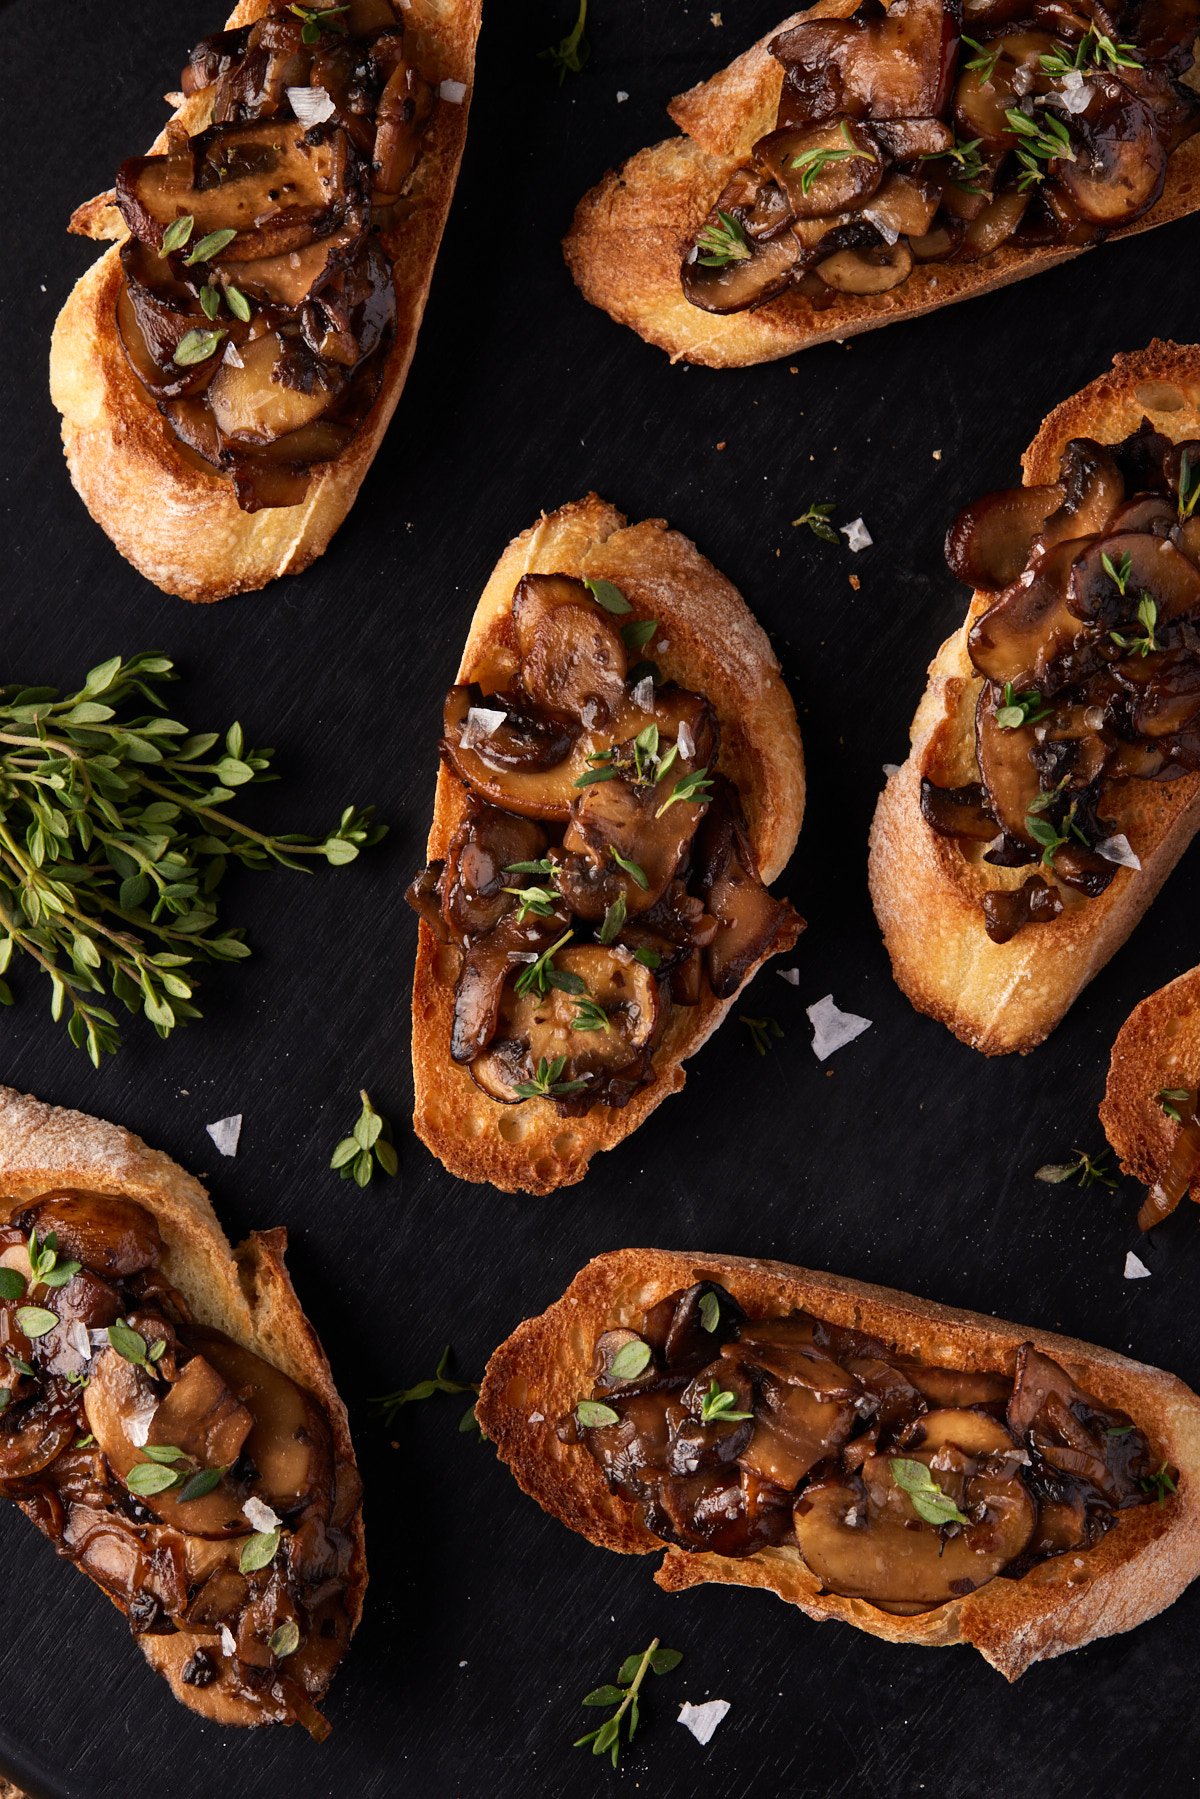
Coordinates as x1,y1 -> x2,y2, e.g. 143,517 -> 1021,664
1,0 -> 1199,1793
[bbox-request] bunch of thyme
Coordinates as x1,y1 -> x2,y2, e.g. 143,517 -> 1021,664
0,652 -> 382,1063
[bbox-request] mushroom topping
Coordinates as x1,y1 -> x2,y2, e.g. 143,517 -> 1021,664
512,575 -> 629,725
679,3 -> 1200,315
0,1189 -> 355,1736
108,1 -> 432,511
439,799 -> 548,943
577,1284 -> 1162,1611
696,780 -> 803,998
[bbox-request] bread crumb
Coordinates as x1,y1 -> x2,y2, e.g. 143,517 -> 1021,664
715,441 -> 726,450
932,449 -> 943,460
616,89 -> 628,102
849,574 -> 861,590
711,10 -> 723,21
789,366 -> 798,374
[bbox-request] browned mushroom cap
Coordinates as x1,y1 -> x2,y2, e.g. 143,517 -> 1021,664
451,905 -> 569,1063
117,239 -> 230,396
794,1408 -> 1036,1611
953,28 -> 1059,141
194,1328 -> 335,1518
697,779 -> 802,998
754,121 -> 883,218
862,172 -> 940,240
562,763 -> 709,918
1034,438 -> 1126,554
1108,495 -> 1176,535
117,119 -> 366,263
512,575 -> 629,724
148,1352 -> 255,1470
207,12 -> 311,123
815,239 -> 913,294
1007,1343 -> 1148,1500
872,117 -> 954,157
371,32 -> 435,204
681,212 -> 801,315
982,873 -> 1063,942
905,1365 -> 1012,1407
967,538 -> 1088,690
0,1390 -> 78,1480
207,330 -> 343,444
919,778 -> 998,840
468,947 -> 660,1104
441,686 -> 582,822
945,482 -> 1064,590
960,187 -> 1030,259
1068,531 -> 1200,627
438,800 -> 548,943
1120,651 -> 1200,737
975,685 -> 1048,843
772,0 -> 960,124
182,25 -> 254,95
1054,83 -> 1167,226
19,1193 -> 163,1281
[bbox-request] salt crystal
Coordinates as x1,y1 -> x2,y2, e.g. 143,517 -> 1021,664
286,84 -> 336,126
243,1496 -> 282,1533
807,994 -> 872,1062
67,1320 -> 92,1363
528,1411 -> 545,1423
678,1700 -> 731,1745
461,706 -> 506,749
616,90 -> 629,102
882,762 -> 900,777
438,78 -> 468,104
1096,833 -> 1141,871
220,1625 -> 237,1659
631,676 -> 655,713
840,517 -> 872,553
1124,1251 -> 1151,1281
1056,70 -> 1094,114
206,1114 -> 242,1158
127,1397 -> 159,1448
777,967 -> 801,986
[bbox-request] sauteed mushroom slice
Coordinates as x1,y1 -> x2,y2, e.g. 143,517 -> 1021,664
193,1329 -> 335,1518
754,122 -> 883,218
468,947 -> 660,1104
0,1391 -> 78,1481
451,906 -> 569,1063
681,217 -> 801,314
20,1193 -> 163,1281
1055,84 -> 1167,226
207,330 -> 341,443
148,1352 -> 255,1470
696,781 -> 802,998
512,575 -> 629,724
562,765 -> 707,917
1068,532 -> 1200,627
967,538 -> 1088,689
441,686 -> 583,822
772,0 -> 960,124
919,779 -> 997,840
816,239 -> 913,294
1034,439 -> 1126,555
641,1281 -> 745,1368
982,873 -> 1063,942
439,800 -> 548,942
975,685 -> 1044,842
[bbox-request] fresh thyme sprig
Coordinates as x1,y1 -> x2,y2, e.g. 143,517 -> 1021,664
1040,28 -> 1141,76
1141,1461 -> 1179,1506
514,1055 -> 590,1099
695,209 -> 752,268
1006,107 -> 1076,190
609,846 -> 648,889
503,880 -> 559,922
572,996 -> 612,1033
1179,450 -> 1200,521
1110,594 -> 1160,658
961,33 -> 1001,81
574,1638 -> 683,1768
515,931 -> 585,999
288,3 -> 349,45
330,1091 -> 398,1188
920,134 -> 987,194
370,1345 -> 483,1438
1103,549 -> 1133,595
792,502 -> 839,543
788,121 -> 876,196
125,1443 -> 225,1502
655,769 -> 712,819
0,653 -> 382,1063
741,1015 -> 782,1056
890,1457 -> 969,1526
995,682 -> 1050,730
108,1318 -> 168,1377
1157,1086 -> 1192,1124
1025,785 -> 1090,868
699,1379 -> 753,1423
1035,1148 -> 1118,1189
541,0 -> 589,82
26,1229 -> 80,1292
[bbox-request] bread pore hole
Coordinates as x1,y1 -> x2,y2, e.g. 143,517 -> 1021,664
497,1114 -> 528,1143
1133,381 -> 1185,412
552,1131 -> 580,1159
533,1156 -> 556,1185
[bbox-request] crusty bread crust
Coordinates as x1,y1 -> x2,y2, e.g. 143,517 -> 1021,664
868,342 -> 1200,1056
0,1085 -> 365,1729
410,494 -> 806,1194
48,0 -> 481,602
563,3 -> 1200,369
1101,963 -> 1200,1189
478,1246 -> 1200,1681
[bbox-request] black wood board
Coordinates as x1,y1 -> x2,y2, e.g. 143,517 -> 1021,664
2,1 -> 1199,1794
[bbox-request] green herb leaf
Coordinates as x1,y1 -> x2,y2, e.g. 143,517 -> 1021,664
185,227 -> 238,265
621,619 -> 659,653
240,1529 -> 281,1574
695,208 -> 752,268
598,893 -> 627,946
608,1339 -> 652,1381
225,284 -> 252,323
649,1646 -> 683,1674
655,769 -> 713,818
584,577 -> 632,615
1034,1148 -> 1117,1189
0,1268 -> 25,1301
792,502 -> 839,544
176,1465 -> 225,1503
159,215 -> 195,257
698,1291 -> 720,1333
890,1456 -> 970,1526
199,284 -> 222,322
174,328 -> 226,367
632,947 -> 661,970
741,1015 -> 782,1056
574,1636 -> 682,1767
699,1378 -> 753,1424
15,1306 -> 57,1339
576,1400 -> 620,1428
126,1460 -> 182,1497
504,857 -> 555,876
571,995 -> 612,1033
1141,1461 -> 1178,1507
540,0 -> 589,82
331,1090 -> 397,1184
961,33 -> 1001,80
513,1054 -> 590,1099
269,1618 -> 301,1659
609,846 -> 648,890
371,1344 -> 484,1437
788,120 -> 876,195
514,930 -> 574,998
1157,1087 -> 1192,1124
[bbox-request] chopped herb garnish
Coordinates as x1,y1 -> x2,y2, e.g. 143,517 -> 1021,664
1102,549 -> 1132,596
1006,107 -> 1076,190
788,120 -> 876,196
655,769 -> 713,818
699,1379 -> 753,1424
224,285 -> 252,323
1157,1086 -> 1192,1124
572,995 -> 612,1033
609,846 -> 649,890
995,682 -> 1051,730
574,1638 -> 683,1769
269,1619 -> 301,1660
515,930 -> 575,998
504,857 -> 555,876
621,618 -> 659,653
27,1229 -> 80,1292
184,228 -> 238,266
741,1015 -> 783,1056
1179,449 -> 1200,521
608,1339 -> 652,1381
330,1090 -> 398,1187
503,881 -> 559,922
240,1529 -> 281,1574
961,33 -> 1001,80
15,1305 -> 57,1340
695,208 -> 751,268
370,1345 -> 482,1438
598,893 -> 627,945
792,502 -> 839,544
176,1465 -> 225,1503
632,946 -> 661,970
1110,594 -> 1160,658
173,328 -> 226,367
699,1291 -> 721,1332
1035,1148 -> 1118,1189
199,284 -> 221,323
513,1055 -> 589,1099
540,0 -> 589,82
1040,28 -> 1141,76
288,2 -> 349,43
1141,1461 -> 1178,1507
0,1268 -> 24,1302
919,135 -> 987,194
890,1457 -> 970,1527
107,1318 -> 167,1376
584,577 -> 632,616
576,1399 -> 620,1428
1025,786 -> 1090,869
158,215 -> 194,258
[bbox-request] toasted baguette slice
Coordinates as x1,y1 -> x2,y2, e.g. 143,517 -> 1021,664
564,5 -> 1200,369
0,1085 -> 365,1729
411,494 -> 805,1194
478,1246 -> 1200,1680
869,342 -> 1200,1056
1102,964 -> 1200,1213
48,0 -> 480,603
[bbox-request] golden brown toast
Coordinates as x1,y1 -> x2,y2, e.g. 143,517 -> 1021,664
564,5 -> 1200,369
478,1246 -> 1200,1681
411,494 -> 806,1194
1102,964 -> 1200,1204
0,1086 -> 365,1729
48,0 -> 480,602
869,342 -> 1200,1055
